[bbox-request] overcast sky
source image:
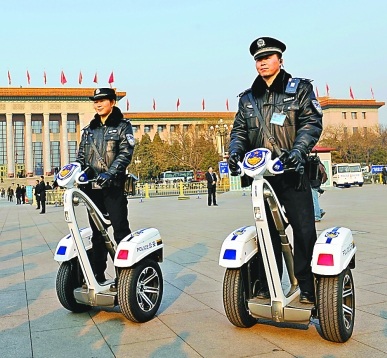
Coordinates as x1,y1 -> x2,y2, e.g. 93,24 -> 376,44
2,0 -> 387,124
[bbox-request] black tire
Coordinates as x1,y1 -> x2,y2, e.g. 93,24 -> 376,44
118,259 -> 163,323
317,268 -> 355,343
223,268 -> 256,328
359,183 -> 363,187
56,259 -> 90,313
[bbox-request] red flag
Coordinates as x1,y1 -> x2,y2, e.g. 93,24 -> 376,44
93,72 -> 98,84
43,71 -> 47,85
108,71 -> 114,87
152,98 -> 156,111
315,86 -> 319,98
176,98 -> 180,111
78,71 -> 83,85
60,70 -> 67,85
226,98 -> 229,111
371,87 -> 375,99
7,70 -> 11,85
325,83 -> 329,96
202,98 -> 205,111
126,99 -> 130,111
349,86 -> 354,100
26,70 -> 31,85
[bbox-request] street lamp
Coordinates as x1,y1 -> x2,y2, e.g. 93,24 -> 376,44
134,156 -> 141,181
210,119 -> 232,159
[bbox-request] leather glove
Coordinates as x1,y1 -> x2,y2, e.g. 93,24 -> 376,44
286,149 -> 303,170
96,172 -> 113,188
228,153 -> 241,176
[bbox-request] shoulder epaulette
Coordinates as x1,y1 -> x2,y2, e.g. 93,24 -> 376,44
81,124 -> 90,131
238,88 -> 252,97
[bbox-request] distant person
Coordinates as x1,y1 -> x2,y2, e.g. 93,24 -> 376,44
34,179 -> 41,210
21,185 -> 26,204
310,158 -> 328,222
382,167 -> 387,185
8,186 -> 14,202
45,181 -> 52,190
205,166 -> 218,206
15,184 -> 22,205
38,176 -> 46,214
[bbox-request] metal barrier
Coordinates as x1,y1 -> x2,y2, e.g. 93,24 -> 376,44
46,189 -> 65,206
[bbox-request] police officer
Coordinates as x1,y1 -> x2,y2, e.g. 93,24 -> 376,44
228,37 -> 323,304
76,88 -> 135,284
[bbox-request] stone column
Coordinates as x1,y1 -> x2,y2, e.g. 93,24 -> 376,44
25,113 -> 33,177
6,113 -> 14,178
61,113 -> 69,165
43,113 -> 51,176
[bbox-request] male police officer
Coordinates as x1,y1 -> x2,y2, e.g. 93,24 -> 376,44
228,37 -> 323,304
76,88 -> 135,284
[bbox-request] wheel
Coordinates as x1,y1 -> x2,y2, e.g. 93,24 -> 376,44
223,268 -> 256,328
317,268 -> 355,342
56,259 -> 90,313
358,183 -> 363,187
333,182 -> 337,187
118,259 -> 163,322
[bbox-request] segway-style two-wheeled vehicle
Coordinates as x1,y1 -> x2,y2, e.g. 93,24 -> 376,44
54,163 -> 163,322
219,148 -> 356,342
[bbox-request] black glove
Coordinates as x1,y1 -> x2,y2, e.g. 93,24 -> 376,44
228,153 -> 241,175
286,149 -> 303,171
96,172 -> 113,187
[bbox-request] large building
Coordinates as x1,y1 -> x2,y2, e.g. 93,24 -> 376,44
0,87 -> 384,179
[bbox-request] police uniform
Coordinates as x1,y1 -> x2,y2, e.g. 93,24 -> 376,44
76,88 -> 135,282
229,37 -> 323,303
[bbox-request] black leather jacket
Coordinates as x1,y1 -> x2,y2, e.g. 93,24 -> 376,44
76,106 -> 135,184
229,70 -> 322,159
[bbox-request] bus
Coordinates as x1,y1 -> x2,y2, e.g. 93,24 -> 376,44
159,170 -> 194,183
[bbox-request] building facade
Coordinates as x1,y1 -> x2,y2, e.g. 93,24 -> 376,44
0,87 -> 384,179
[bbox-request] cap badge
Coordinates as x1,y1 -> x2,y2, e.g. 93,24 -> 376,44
257,38 -> 265,48
95,89 -> 100,94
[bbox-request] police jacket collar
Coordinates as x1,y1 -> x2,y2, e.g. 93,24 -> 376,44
251,69 -> 292,97
89,106 -> 124,130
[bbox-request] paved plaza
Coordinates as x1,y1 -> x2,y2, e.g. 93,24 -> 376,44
0,184 -> 386,357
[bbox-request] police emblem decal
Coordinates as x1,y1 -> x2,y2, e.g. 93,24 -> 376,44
312,100 -> 323,116
257,38 -> 265,48
126,134 -> 135,146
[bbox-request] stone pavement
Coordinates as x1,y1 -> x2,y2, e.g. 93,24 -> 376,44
0,184 -> 386,358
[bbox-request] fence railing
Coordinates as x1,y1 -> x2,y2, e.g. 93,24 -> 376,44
45,181 -> 230,205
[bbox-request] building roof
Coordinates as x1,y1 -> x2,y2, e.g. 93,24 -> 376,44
317,96 -> 384,109
0,87 -> 126,101
124,112 -> 235,121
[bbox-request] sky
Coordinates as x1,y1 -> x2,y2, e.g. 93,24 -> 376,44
2,0 -> 387,124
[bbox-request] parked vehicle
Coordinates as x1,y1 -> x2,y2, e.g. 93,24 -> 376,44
332,164 -> 351,187
347,163 -> 364,187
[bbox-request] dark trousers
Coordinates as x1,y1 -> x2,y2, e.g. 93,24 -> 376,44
40,196 -> 46,213
82,184 -> 131,276
258,172 -> 317,293
207,185 -> 217,206
36,195 -> 40,209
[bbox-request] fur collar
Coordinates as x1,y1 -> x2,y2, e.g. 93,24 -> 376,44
89,106 -> 123,129
251,69 -> 292,97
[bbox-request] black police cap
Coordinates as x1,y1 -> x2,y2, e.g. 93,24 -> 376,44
249,37 -> 286,61
89,88 -> 117,101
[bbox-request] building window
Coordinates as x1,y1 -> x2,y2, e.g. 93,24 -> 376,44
361,112 -> 366,119
144,125 -> 152,133
68,141 -> 77,162
50,141 -> 61,169
0,120 -> 6,165
32,120 -> 42,134
343,127 -> 348,135
50,120 -> 60,133
351,112 -> 357,120
353,127 -> 358,134
13,121 -> 25,165
170,125 -> 175,132
342,112 -> 347,119
33,142 -> 43,175
67,120 -> 76,133
132,125 -> 138,133
183,124 -> 189,132
157,125 -> 165,133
